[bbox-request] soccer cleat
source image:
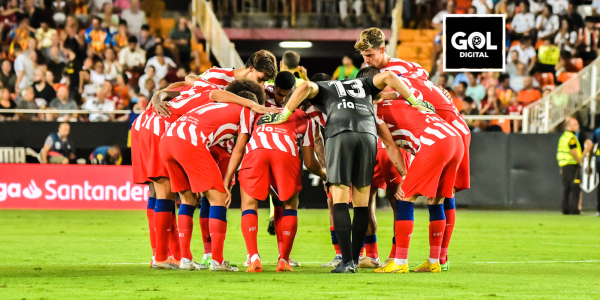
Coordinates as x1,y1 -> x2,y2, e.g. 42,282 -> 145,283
289,258 -> 301,267
331,260 -> 357,273
200,256 -> 212,269
440,261 -> 450,272
149,256 -> 155,268
246,259 -> 263,272
374,260 -> 408,273
320,256 -> 342,268
382,258 -> 394,267
152,259 -> 179,270
276,259 -> 293,272
267,217 -> 276,235
243,254 -> 250,267
358,257 -> 381,268
412,260 -> 442,273
179,258 -> 203,271
210,260 -> 239,272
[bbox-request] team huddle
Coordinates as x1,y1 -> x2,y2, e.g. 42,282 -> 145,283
130,27 -> 471,273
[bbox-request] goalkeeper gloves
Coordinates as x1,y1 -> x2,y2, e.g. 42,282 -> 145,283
405,94 -> 436,113
257,107 -> 293,126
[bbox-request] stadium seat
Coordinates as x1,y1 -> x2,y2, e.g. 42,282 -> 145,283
396,29 -> 436,72
159,19 -> 176,39
558,72 -> 577,83
571,58 -> 583,71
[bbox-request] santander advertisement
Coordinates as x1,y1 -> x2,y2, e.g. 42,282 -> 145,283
0,164 -> 148,210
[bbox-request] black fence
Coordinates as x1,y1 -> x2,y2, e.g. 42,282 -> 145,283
0,122 -> 596,210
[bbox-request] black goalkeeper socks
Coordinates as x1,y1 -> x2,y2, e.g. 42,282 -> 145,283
351,207 -> 369,264
333,203 -> 352,264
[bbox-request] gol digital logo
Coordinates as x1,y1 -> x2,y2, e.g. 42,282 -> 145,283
443,14 -> 505,72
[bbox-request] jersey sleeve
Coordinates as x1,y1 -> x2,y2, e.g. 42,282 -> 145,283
302,118 -> 316,147
593,129 -> 600,144
374,104 -> 385,126
306,105 -> 326,127
362,77 -> 383,98
569,137 -> 578,149
239,107 -> 255,134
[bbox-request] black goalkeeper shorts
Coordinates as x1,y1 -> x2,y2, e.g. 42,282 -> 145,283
325,131 -> 377,187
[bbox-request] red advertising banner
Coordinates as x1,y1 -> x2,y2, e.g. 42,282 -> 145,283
0,164 -> 148,210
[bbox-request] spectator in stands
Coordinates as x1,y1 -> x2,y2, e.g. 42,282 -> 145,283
168,17 -> 192,70
98,2 -> 119,33
565,3 -> 584,30
22,0 -> 43,28
40,122 -> 76,164
0,60 -> 17,93
139,65 -> 157,94
506,50 -> 519,76
48,86 -> 78,122
332,55 -> 358,80
466,5 -> 476,14
529,0 -> 545,15
90,145 -> 122,165
51,0 -> 68,26
0,0 -> 21,43
14,44 -> 34,94
35,21 -> 56,49
46,48 -> 64,85
103,80 -> 127,111
15,86 -> 40,121
461,97 -> 479,131
507,94 -> 523,132
496,73 -> 514,106
454,81 -> 467,102
137,24 -> 156,52
547,0 -> 568,16
480,72 -> 498,89
517,77 -> 542,105
471,0 -> 492,14
33,68 -> 56,105
73,0 -> 89,24
140,77 -> 156,99
111,20 -> 130,51
536,37 -> 560,73
85,16 -> 110,56
555,51 -> 580,82
437,73 -> 451,91
576,17 -> 600,65
79,70 -> 96,102
119,36 -> 146,72
510,2 -> 535,41
511,62 -> 540,92
0,88 -> 17,121
113,74 -> 130,104
118,93 -> 147,123
465,72 -> 486,106
494,0 -> 515,18
536,5 -> 560,40
145,44 -> 176,82
91,0 -> 111,14
158,78 -> 169,90
555,18 -> 577,54
432,0 -> 455,31
82,87 -> 115,122
508,36 -> 537,73
480,86 -> 501,115
103,48 -> 122,82
281,50 -> 308,84
121,0 -> 146,36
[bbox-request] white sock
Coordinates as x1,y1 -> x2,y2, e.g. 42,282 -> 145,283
428,257 -> 439,264
203,253 -> 211,260
250,254 -> 260,263
394,258 -> 408,265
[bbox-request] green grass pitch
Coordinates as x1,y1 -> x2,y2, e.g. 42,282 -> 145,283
0,209 -> 599,299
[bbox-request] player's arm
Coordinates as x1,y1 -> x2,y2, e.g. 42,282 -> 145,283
377,122 -> 407,178
162,81 -> 186,91
569,137 -> 583,164
209,90 -> 278,114
372,71 -> 434,112
313,125 -> 326,168
258,81 -> 320,125
152,90 -> 181,117
582,139 -> 594,158
185,75 -> 200,86
223,134 -> 250,207
302,146 -> 327,181
40,144 -> 51,164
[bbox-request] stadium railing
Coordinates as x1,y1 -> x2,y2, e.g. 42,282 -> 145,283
524,56 -> 600,133
0,109 -> 133,115
193,0 -> 244,70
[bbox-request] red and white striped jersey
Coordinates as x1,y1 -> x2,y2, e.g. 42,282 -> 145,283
135,107 -> 171,138
379,58 -> 429,80
264,85 -> 279,108
165,102 -> 254,148
306,104 -> 327,127
164,79 -> 221,123
245,109 -> 315,157
375,100 -> 461,155
398,76 -> 458,113
199,67 -> 235,89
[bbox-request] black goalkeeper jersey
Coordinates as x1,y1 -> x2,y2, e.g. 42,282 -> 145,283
309,77 -> 382,139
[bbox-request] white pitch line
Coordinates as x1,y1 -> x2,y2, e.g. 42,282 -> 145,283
547,243 -> 600,248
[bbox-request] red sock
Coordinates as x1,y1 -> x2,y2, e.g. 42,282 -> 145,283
428,204 -> 446,260
394,221 -> 413,259
169,212 -> 182,261
389,237 -> 396,259
364,235 -> 378,259
274,204 -> 283,256
153,199 -> 174,262
178,204 -> 195,260
360,246 -> 365,258
330,226 -> 341,256
147,197 -> 156,256
281,210 -> 298,261
441,198 -> 456,264
209,206 -> 228,264
241,210 -> 259,258
199,197 -> 211,255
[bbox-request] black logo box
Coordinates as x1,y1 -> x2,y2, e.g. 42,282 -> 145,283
443,15 -> 506,72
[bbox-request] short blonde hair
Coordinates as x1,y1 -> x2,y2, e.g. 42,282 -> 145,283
355,28 -> 386,51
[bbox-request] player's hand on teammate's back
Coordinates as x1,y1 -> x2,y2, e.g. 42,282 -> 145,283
409,99 -> 436,114
373,92 -> 399,104
257,113 -> 288,126
250,103 -> 279,114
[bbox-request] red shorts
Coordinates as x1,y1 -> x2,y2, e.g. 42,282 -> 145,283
159,136 -> 225,193
238,149 -> 302,201
209,144 -> 235,185
372,148 -> 411,190
131,127 -> 148,184
402,137 -> 464,198
436,110 -> 471,191
142,117 -> 169,180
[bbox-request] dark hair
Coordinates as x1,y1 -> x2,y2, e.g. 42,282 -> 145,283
16,14 -> 29,24
13,44 -> 22,53
459,81 -> 468,89
111,145 -> 121,152
560,50 -> 573,59
119,19 -> 128,26
141,24 -> 150,31
544,3 -> 553,14
498,73 -> 510,82
225,78 -> 266,105
237,91 -> 258,102
440,73 -> 448,81
282,51 -> 300,69
274,71 -> 296,90
128,36 -> 138,44
463,96 -> 474,104
93,16 -> 102,23
520,36 -> 532,44
310,73 -> 331,81
245,50 -> 277,81
356,66 -> 380,78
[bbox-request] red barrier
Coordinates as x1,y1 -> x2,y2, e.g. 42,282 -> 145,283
0,164 -> 148,210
